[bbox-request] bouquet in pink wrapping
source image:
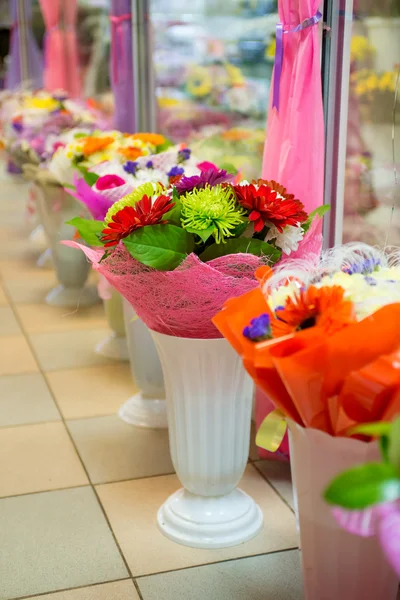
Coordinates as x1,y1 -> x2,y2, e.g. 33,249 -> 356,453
66,170 -> 327,338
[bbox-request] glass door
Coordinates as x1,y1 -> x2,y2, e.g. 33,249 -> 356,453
323,0 -> 400,247
148,0 -> 278,179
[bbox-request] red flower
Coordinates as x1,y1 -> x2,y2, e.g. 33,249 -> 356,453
232,183 -> 307,233
101,194 -> 175,248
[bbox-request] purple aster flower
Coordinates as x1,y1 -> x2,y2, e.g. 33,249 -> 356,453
175,168 -> 234,195
178,148 -> 191,162
167,166 -> 185,178
123,161 -> 138,176
344,256 -> 381,275
364,276 -> 377,286
146,160 -> 154,168
12,121 -> 23,133
243,313 -> 271,342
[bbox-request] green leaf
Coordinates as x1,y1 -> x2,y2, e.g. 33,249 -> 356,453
156,137 -> 173,152
73,132 -> 88,139
123,224 -> 194,271
380,435 -> 390,463
164,194 -> 182,226
303,205 -> 330,233
389,418 -> 400,473
199,237 -> 281,263
220,162 -> 238,175
185,225 -> 216,243
66,217 -> 104,246
349,422 -> 392,438
324,462 -> 400,509
77,166 -> 99,187
230,221 -> 249,237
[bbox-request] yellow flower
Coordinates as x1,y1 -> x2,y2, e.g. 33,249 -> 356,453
265,38 -> 276,59
350,36 -> 375,62
104,182 -> 165,223
24,96 -> 59,111
225,63 -> 245,86
186,66 -> 212,98
157,97 -> 180,108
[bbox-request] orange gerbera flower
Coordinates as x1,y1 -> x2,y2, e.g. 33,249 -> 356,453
222,129 -> 252,141
131,133 -> 166,146
271,285 -> 356,338
82,136 -> 114,156
118,146 -> 144,160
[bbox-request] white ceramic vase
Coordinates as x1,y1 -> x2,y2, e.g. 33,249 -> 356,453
118,300 -> 167,428
151,331 -> 263,549
95,289 -> 129,360
289,421 -> 399,600
34,183 -> 98,307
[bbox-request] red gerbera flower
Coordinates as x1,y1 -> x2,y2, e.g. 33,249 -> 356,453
101,194 -> 175,248
232,183 -> 307,233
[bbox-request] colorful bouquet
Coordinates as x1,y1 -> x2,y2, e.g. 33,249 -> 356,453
49,130 -> 170,186
68,146 -> 216,220
214,242 -> 400,437
213,242 -> 400,600
351,68 -> 399,124
67,176 -> 325,338
325,419 -> 400,578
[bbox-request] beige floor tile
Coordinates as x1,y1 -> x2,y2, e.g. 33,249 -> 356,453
0,284 -> 8,305
29,328 -> 117,372
0,487 -> 128,599
0,305 -> 21,335
0,421 -> 88,497
0,372 -> 60,427
137,550 -> 303,600
0,334 -> 38,376
46,364 -> 136,419
22,580 -> 139,600
3,271 -> 57,304
68,415 -> 174,484
96,465 -> 298,576
15,302 -> 107,334
254,460 -> 294,510
0,255 -> 39,277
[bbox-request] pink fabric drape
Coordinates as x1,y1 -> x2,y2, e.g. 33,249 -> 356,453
258,0 -> 325,459
39,0 -> 80,97
262,0 -> 324,215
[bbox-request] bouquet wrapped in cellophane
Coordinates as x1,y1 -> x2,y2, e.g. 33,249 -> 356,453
213,242 -> 400,600
66,173 -> 326,339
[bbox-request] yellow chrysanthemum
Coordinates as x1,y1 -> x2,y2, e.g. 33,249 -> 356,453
225,63 -> 245,86
104,182 -> 165,224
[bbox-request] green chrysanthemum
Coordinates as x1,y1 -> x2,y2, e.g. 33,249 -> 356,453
181,184 -> 245,244
104,182 -> 165,224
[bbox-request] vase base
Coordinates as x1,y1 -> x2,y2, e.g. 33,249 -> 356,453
118,393 -> 168,428
158,487 -> 263,549
36,248 -> 53,269
95,333 -> 129,361
45,285 -> 99,308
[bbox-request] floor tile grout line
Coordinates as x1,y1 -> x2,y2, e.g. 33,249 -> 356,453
3,284 -> 137,579
7,577 -> 132,600
252,461 -> 295,515
133,547 -> 300,580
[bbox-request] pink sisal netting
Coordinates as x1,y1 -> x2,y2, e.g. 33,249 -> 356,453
66,242 -> 265,339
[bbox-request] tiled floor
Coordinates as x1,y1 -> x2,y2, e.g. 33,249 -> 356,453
0,172 -> 302,600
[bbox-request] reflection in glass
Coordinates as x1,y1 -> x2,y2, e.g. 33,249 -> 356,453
150,0 -> 278,179
343,1 -> 400,245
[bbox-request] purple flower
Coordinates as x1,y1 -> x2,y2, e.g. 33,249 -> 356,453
243,313 -> 271,342
178,148 -> 191,162
344,256 -> 381,275
123,161 -> 138,176
12,121 -> 23,133
167,166 -> 185,178
146,160 -> 154,168
175,168 -> 234,195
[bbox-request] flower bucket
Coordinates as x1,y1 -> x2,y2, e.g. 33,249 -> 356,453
151,331 -> 263,549
118,300 -> 167,428
289,421 -> 399,600
34,183 -> 99,307
95,285 -> 128,361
